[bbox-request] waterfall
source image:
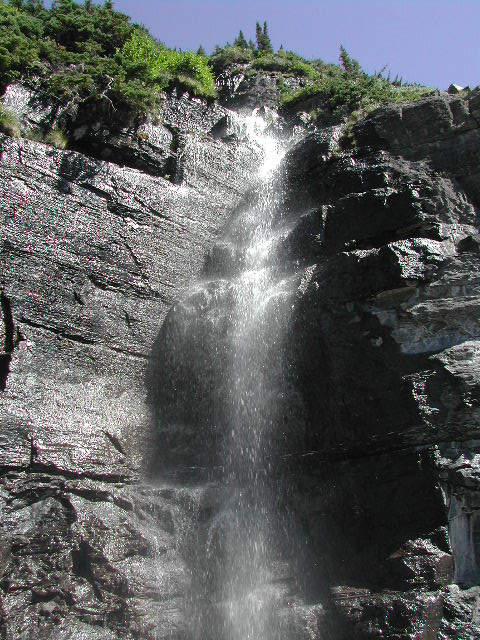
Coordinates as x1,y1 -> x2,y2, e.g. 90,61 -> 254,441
197,111 -> 306,640
216,113 -> 291,640
152,108 -> 307,639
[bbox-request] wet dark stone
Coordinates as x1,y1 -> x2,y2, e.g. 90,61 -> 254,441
1,82 -> 480,640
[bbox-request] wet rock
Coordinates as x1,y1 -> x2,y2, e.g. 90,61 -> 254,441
141,91 -> 480,639
0,88 -> 262,639
275,94 -> 480,637
147,279 -> 236,470
1,83 -> 480,640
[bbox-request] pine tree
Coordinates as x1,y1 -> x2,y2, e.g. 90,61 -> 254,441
255,22 -> 262,51
24,0 -> 44,14
339,45 -> 361,76
197,44 -> 206,56
234,29 -> 248,49
261,21 -> 273,54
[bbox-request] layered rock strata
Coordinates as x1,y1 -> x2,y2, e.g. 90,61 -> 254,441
0,90 -> 262,639
151,91 -> 480,639
0,83 -> 479,640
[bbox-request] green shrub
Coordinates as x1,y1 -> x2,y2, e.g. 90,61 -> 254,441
0,103 -> 20,137
251,52 -> 316,78
281,48 -> 434,114
120,32 -> 215,98
45,127 -> 68,149
0,1 -> 44,84
0,0 -> 215,126
208,45 -> 254,74
23,128 -> 44,142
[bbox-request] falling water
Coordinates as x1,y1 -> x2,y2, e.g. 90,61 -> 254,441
152,108 -> 308,639
207,110 -> 303,640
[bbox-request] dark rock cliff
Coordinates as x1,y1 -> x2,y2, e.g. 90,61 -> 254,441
281,91 -> 480,638
1,81 -> 479,640
0,88 -> 263,639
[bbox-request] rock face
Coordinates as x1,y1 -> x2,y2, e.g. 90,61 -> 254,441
1,81 -> 480,640
0,89 -> 263,639
283,94 -> 480,637
148,90 -> 480,639
354,90 -> 480,206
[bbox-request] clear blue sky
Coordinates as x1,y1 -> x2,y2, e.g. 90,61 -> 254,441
55,1 -> 480,89
111,0 -> 479,89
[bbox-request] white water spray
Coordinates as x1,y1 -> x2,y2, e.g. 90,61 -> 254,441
211,110 -> 301,640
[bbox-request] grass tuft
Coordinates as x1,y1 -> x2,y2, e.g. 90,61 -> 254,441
0,105 -> 21,138
44,128 -> 69,149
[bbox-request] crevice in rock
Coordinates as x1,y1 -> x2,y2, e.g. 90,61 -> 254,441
19,315 -> 149,360
78,181 -> 113,202
108,196 -> 171,224
163,123 -> 181,184
0,292 -> 14,390
281,436 -> 480,466
28,434 -> 38,468
104,431 -> 126,456
0,458 -> 132,483
108,345 -> 149,360
73,290 -> 85,305
66,486 -> 134,513
86,273 -> 121,293
31,589 -> 74,607
19,316 -> 96,346
123,241 -> 142,268
86,272 -> 166,302
124,310 -> 133,329
71,540 -> 104,602
70,137 -> 174,178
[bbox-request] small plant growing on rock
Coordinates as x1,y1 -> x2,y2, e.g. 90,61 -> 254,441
0,105 -> 21,138
24,129 -> 44,142
45,128 -> 68,149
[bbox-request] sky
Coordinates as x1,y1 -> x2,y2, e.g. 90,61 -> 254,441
55,1 -> 480,89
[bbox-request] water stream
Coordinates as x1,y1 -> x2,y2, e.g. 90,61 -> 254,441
154,109 -> 307,639
204,112 -> 303,640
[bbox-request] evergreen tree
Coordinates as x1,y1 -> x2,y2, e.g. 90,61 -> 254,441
234,29 -> 248,49
25,0 -> 44,13
104,0 -> 114,10
261,21 -> 273,54
197,44 -> 206,56
255,20 -> 273,54
339,45 -> 361,76
255,21 -> 262,51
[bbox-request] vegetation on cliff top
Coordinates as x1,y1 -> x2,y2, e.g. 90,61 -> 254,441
0,0 -> 215,122
0,1 -> 434,134
210,30 -> 434,118
281,46 -> 433,113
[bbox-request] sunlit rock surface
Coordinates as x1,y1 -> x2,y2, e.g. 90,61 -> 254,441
0,90 -> 262,639
1,82 -> 480,640
149,92 -> 480,639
